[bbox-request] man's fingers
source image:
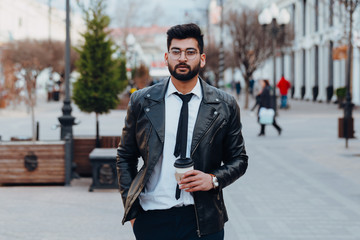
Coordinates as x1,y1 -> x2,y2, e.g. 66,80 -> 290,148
180,175 -> 199,184
179,170 -> 213,192
182,169 -> 200,178
185,186 -> 201,192
181,170 -> 205,182
181,180 -> 203,191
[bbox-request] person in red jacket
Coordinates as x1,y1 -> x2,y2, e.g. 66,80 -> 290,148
277,75 -> 291,109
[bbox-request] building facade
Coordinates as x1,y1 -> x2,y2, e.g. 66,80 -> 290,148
0,0 -> 83,44
256,0 -> 360,105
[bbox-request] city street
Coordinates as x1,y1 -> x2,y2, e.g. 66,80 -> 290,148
1,94 -> 360,240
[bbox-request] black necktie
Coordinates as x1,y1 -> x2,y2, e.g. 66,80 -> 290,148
174,92 -> 193,158
174,92 -> 193,200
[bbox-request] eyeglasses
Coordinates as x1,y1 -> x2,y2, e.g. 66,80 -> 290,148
168,49 -> 199,60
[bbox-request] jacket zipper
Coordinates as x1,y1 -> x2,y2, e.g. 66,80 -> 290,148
193,196 -> 201,237
191,114 -> 219,157
191,114 -> 219,237
209,119 -> 227,144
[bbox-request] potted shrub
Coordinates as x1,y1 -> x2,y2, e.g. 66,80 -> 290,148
335,87 -> 346,108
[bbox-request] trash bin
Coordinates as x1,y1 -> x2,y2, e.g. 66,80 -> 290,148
338,117 -> 354,138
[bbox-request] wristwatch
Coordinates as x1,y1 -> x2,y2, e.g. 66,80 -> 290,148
210,174 -> 219,189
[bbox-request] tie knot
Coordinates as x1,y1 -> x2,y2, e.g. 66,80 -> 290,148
174,92 -> 193,103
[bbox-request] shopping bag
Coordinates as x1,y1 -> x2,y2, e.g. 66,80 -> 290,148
259,107 -> 275,125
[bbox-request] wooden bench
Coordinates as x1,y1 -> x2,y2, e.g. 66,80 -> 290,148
0,141 -> 65,184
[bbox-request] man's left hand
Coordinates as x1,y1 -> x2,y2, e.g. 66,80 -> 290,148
179,170 -> 213,192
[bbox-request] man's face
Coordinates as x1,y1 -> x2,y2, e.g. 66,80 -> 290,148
165,38 -> 206,82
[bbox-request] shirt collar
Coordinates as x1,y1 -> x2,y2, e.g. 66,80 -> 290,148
166,78 -> 202,99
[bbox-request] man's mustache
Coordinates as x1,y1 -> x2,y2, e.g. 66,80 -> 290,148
175,64 -> 190,69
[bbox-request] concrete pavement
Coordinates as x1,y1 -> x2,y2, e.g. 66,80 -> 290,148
1,95 -> 360,239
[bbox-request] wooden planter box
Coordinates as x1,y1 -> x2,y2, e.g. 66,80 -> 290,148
0,141 -> 65,184
338,117 -> 355,138
73,137 -> 96,177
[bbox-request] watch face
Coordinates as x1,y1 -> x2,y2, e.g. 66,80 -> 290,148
213,177 -> 219,187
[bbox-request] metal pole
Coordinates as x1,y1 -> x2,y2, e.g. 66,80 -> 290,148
58,0 -> 75,184
64,133 -> 72,186
218,0 -> 224,88
343,1 -> 354,148
271,18 -> 278,113
58,0 -> 75,140
64,0 -> 70,103
36,121 -> 39,141
48,0 -> 52,42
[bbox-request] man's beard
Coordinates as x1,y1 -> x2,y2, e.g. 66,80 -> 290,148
168,62 -> 201,82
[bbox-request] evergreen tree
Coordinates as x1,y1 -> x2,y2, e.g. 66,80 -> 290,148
115,56 -> 128,92
73,0 -> 121,147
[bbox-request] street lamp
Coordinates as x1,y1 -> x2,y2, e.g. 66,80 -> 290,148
258,4 -> 290,113
341,0 -> 358,148
58,0 -> 75,185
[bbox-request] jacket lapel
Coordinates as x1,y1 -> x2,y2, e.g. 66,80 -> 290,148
191,80 -> 221,154
143,78 -> 169,143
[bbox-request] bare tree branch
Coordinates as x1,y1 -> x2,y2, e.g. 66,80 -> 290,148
225,8 -> 293,108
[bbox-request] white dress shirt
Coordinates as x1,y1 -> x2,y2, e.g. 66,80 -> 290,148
139,78 -> 202,211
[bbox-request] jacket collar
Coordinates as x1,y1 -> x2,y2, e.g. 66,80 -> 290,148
144,77 -> 170,103
144,77 -> 220,103
144,76 -> 221,148
200,79 -> 222,104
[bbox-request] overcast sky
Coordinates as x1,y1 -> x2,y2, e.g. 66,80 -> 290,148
36,0 -> 265,27
36,0 -> 212,26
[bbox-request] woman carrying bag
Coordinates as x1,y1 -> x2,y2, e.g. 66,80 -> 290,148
256,79 -> 282,136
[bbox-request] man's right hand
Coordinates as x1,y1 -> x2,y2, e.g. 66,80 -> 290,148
130,219 -> 136,227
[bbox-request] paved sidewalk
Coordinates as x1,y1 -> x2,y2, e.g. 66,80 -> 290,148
1,96 -> 360,239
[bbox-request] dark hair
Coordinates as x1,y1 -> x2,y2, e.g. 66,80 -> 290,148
167,23 -> 204,53
263,79 -> 270,86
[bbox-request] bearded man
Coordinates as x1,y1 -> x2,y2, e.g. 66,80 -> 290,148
117,23 -> 248,240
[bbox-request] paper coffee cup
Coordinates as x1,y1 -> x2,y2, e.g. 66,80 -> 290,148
174,158 -> 194,182
175,165 -> 194,182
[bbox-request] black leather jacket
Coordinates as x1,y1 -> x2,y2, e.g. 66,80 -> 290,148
116,78 -> 248,236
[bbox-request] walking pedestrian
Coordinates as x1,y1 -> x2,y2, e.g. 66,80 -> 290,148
276,75 -> 291,109
235,81 -> 241,100
249,78 -> 255,96
116,23 -> 248,240
257,79 -> 282,136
